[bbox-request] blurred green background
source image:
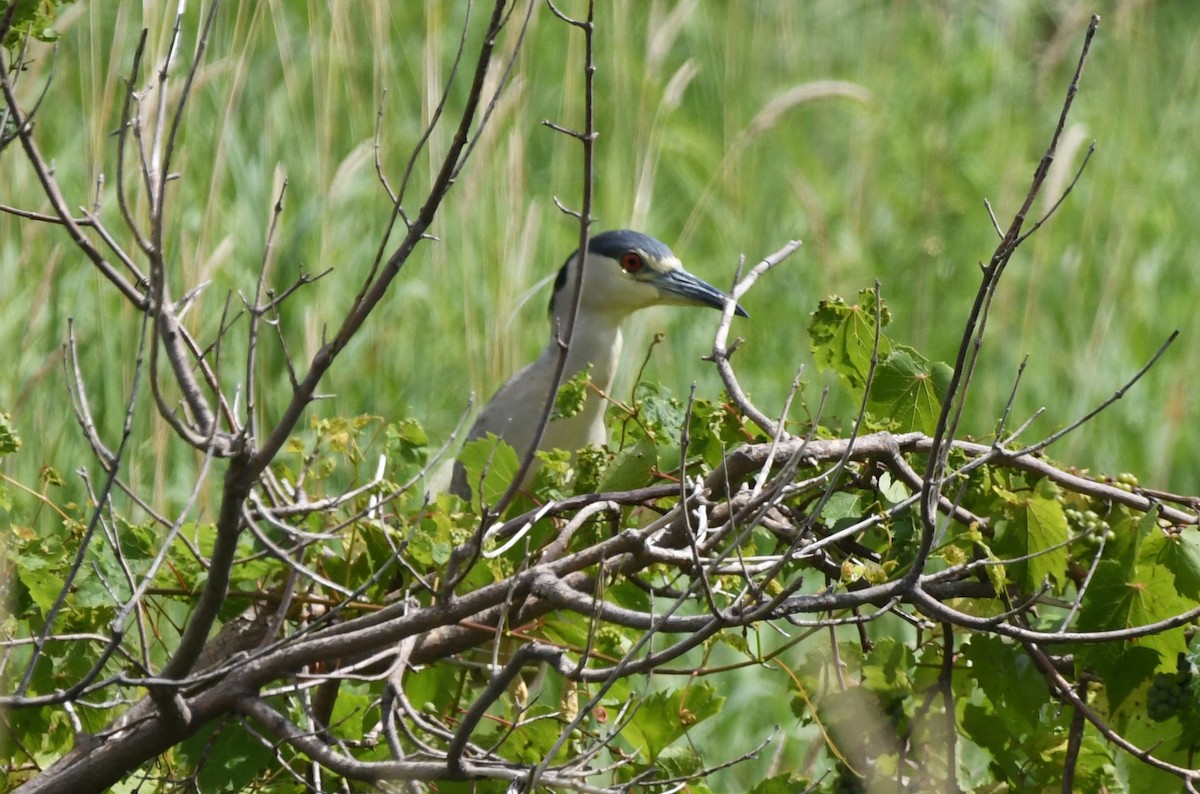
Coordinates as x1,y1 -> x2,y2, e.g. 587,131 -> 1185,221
3,0 -> 1199,510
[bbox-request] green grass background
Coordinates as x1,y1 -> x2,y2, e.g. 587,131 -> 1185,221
3,1 -> 1198,513
3,1 -> 1199,788
5,0 -> 1194,519
4,1 -> 1195,510
7,1 -> 1190,510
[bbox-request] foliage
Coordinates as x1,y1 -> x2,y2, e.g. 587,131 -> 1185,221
0,1 -> 71,48
3,4 -> 1200,794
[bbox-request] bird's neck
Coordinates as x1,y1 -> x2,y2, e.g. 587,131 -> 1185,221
548,304 -> 625,394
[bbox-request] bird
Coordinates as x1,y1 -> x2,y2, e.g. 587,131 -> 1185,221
449,229 -> 746,500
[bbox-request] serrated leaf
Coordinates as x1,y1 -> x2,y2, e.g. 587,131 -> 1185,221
1143,530 -> 1200,601
0,412 -> 21,455
962,635 -> 1049,733
457,434 -> 521,506
634,381 -> 684,441
596,436 -> 657,492
991,477 -> 1069,592
621,683 -> 724,761
862,636 -> 915,698
1077,558 -> 1190,665
551,366 -> 592,420
1092,644 -> 1160,712
1024,478 -> 1070,589
808,290 -> 892,394
867,347 -> 944,434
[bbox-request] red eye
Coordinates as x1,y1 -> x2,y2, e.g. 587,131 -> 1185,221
620,252 -> 643,273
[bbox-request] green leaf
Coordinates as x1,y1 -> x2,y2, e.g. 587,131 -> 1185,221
0,1 -> 71,49
820,491 -> 863,523
621,683 -> 724,761
877,471 -> 911,505
502,704 -> 565,764
596,436 -> 657,492
386,417 -> 429,465
862,636 -> 916,699
1077,558 -> 1190,666
991,476 -> 1069,591
1024,477 -> 1070,589
930,360 -> 955,396
1144,529 -> 1200,601
457,434 -> 521,506
327,687 -> 371,740
867,347 -> 945,434
633,381 -> 685,442
551,365 -> 592,420
15,554 -> 65,614
177,718 -> 275,792
0,412 -> 21,455
1093,644 -> 1160,711
808,289 -> 892,394
749,774 -> 813,794
961,635 -> 1049,733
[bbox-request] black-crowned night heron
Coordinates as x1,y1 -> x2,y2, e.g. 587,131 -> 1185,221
450,229 -> 746,499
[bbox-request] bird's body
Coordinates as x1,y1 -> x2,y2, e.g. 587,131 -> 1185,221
449,230 -> 744,500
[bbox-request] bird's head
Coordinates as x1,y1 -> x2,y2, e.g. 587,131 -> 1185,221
549,229 -> 748,322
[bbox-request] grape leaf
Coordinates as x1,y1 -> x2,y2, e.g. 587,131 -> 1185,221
809,290 -> 892,393
457,434 -> 520,506
867,346 -> 945,433
621,683 -> 724,761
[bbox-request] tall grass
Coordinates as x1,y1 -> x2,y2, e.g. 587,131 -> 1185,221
3,0 -> 1199,509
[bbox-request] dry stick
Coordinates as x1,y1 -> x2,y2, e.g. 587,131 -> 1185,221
1062,679 -> 1087,794
64,321 -> 116,467
244,179 -> 288,451
0,3 -> 19,100
453,0 -> 538,181
82,471 -> 152,673
676,385 -> 724,617
238,696 -> 617,791
14,310 -> 152,697
254,0 -> 513,477
941,622 -> 958,794
115,30 -> 154,258
909,582 -> 1200,647
912,16 -> 1100,592
739,288 -> 889,623
145,3 -> 222,439
437,0 -> 595,598
446,644 -> 566,775
710,239 -> 803,438
489,0 -> 598,518
0,48 -> 146,307
1015,329 -> 1179,457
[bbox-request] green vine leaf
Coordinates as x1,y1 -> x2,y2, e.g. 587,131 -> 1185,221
622,683 -> 724,762
596,436 -> 657,492
867,346 -> 946,433
457,433 -> 521,506
0,412 -> 21,455
1077,557 -> 1191,667
1142,528 -> 1200,601
809,289 -> 892,393
551,365 -> 592,420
